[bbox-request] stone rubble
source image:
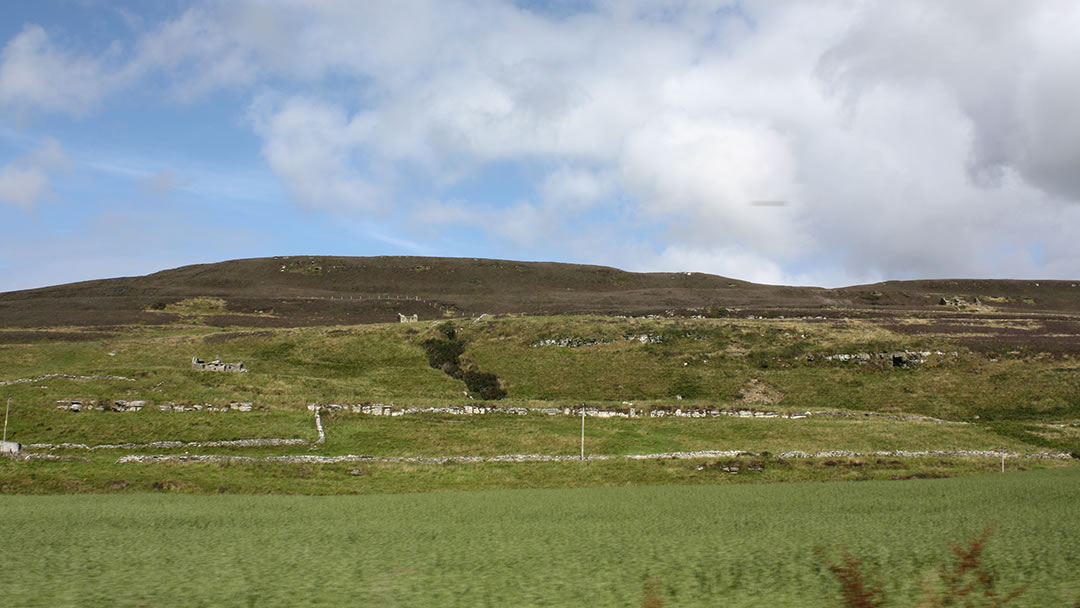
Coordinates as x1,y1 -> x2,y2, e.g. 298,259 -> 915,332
530,333 -> 664,348
806,350 -> 961,368
0,373 -> 136,386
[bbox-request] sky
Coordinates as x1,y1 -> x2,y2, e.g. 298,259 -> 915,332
2,0 -> 1079,292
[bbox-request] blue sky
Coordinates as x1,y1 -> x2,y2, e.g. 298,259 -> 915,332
2,1 -> 1080,292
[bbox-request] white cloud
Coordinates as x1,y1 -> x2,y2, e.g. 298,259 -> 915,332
6,1 -> 1080,285
248,95 -> 381,211
819,0 -> 1080,202
412,198 -> 548,249
621,112 -> 805,257
0,25 -> 122,115
0,165 -> 50,209
540,168 -> 614,209
0,138 -> 69,209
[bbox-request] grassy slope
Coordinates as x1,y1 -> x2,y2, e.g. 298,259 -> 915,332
1,312 -> 1078,497
2,257 -> 1079,495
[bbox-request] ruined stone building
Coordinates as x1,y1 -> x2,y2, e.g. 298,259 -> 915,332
191,356 -> 247,372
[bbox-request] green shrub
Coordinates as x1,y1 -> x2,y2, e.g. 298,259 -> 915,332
422,337 -> 465,371
463,369 -> 506,400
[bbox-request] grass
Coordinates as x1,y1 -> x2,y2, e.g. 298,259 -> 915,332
318,413 -> 1047,457
3,316 -> 1078,424
0,468 -> 1077,607
3,314 -> 1079,470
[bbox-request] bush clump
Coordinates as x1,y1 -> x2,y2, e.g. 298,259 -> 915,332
421,322 -> 506,400
463,369 -> 507,400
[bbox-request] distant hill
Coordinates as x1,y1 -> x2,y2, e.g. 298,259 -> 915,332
1,256 -> 1077,327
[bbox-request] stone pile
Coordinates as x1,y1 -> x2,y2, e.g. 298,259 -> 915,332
530,333 -> 664,348
806,350 -> 960,368
56,399 -> 147,412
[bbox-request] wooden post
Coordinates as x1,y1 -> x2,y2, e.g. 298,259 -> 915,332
580,405 -> 585,461
3,397 -> 9,443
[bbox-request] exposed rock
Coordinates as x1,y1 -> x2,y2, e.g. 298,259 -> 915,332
737,378 -> 783,405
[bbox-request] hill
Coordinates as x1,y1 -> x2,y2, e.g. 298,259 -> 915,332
1,255 -> 1078,327
1,256 -> 1078,498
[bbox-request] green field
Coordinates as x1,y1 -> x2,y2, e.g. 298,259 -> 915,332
2,468 -> 1077,607
3,314 -> 1079,495
3,260 -> 1080,605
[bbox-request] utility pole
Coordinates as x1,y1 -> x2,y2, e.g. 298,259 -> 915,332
994,446 -> 1007,473
580,404 -> 585,461
3,397 -> 10,442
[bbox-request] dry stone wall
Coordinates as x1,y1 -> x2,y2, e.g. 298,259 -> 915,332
25,437 -> 307,451
114,448 -> 1072,466
0,374 -> 136,386
55,399 -> 256,412
307,402 -> 957,423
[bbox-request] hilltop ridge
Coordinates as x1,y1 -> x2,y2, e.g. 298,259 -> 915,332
1,256 -> 1077,327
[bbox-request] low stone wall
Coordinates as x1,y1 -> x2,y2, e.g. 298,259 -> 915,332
24,437 -> 308,451
308,402 -> 803,418
114,448 -> 1072,465
307,402 -> 957,424
55,400 -> 256,412
0,374 -> 136,386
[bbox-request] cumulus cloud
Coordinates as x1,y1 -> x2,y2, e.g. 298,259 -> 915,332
540,168 -> 614,209
819,0 -> 1080,202
0,25 -> 124,115
6,1 -> 1080,285
248,95 -> 382,211
0,138 -> 68,209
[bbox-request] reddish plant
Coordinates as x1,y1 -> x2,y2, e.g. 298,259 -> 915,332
920,525 -> 1026,608
817,547 -> 887,608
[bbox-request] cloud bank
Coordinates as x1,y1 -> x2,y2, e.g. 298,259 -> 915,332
2,0 -> 1079,286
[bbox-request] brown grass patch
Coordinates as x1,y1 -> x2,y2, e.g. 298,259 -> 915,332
738,378 -> 782,405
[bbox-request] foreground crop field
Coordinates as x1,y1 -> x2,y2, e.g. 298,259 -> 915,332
2,468 -> 1078,607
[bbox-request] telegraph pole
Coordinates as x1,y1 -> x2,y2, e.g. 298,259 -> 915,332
580,404 -> 585,461
3,397 -> 10,442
